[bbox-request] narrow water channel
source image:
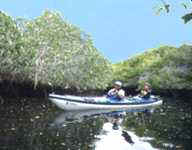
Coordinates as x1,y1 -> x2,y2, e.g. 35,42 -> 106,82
0,96 -> 191,150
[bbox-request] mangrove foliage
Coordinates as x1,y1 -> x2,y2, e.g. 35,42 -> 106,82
113,45 -> 192,90
1,10 -> 192,94
0,11 -> 113,91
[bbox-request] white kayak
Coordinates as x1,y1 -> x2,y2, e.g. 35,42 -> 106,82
49,94 -> 163,111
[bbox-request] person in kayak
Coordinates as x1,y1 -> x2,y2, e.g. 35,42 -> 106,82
107,81 -> 125,100
140,82 -> 151,99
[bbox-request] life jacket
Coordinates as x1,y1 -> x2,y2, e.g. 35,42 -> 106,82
142,91 -> 151,99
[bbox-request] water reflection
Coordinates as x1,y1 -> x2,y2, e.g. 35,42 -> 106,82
0,97 -> 191,150
123,98 -> 192,150
50,109 -> 158,150
95,122 -> 157,150
50,110 -> 117,128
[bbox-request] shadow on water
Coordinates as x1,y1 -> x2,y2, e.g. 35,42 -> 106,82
0,96 -> 191,150
123,97 -> 192,150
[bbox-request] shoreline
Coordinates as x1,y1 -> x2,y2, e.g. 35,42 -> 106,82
1,80 -> 192,101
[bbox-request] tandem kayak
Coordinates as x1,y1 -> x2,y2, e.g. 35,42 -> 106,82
49,93 -> 163,111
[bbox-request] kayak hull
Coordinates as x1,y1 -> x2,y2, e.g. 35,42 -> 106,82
49,94 -> 163,111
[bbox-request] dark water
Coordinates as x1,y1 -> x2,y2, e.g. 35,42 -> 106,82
0,96 -> 191,150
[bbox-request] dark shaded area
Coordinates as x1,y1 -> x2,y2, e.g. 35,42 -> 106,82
122,130 -> 134,145
124,97 -> 192,150
1,79 -> 192,104
0,80 -> 47,98
0,98 -> 104,150
0,80 -> 105,100
124,86 -> 192,100
0,94 -> 191,150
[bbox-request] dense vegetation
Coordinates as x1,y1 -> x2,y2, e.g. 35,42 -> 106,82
0,10 -> 192,95
113,45 -> 192,90
0,11 -> 113,91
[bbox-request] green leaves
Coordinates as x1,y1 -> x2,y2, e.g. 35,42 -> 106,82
0,12 -> 22,75
154,1 -> 192,24
113,45 -> 192,90
0,10 -> 112,90
182,12 -> 192,24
